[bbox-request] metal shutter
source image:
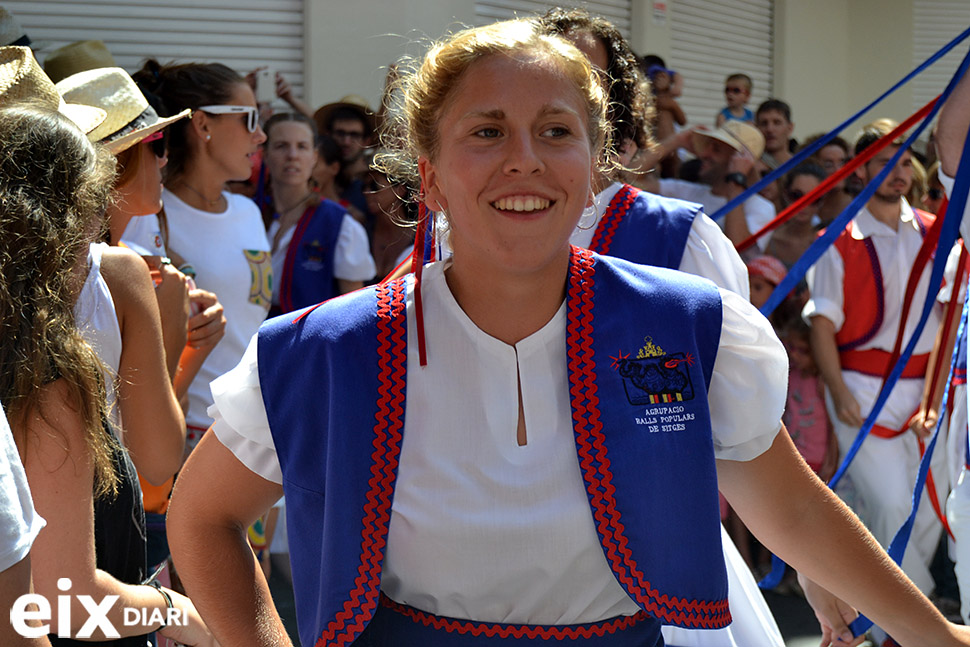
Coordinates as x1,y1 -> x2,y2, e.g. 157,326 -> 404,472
669,0 -> 774,127
912,0 -> 970,113
6,0 -> 304,102
474,0 -> 632,37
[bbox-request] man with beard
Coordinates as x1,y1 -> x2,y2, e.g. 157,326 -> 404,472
658,121 -> 776,254
804,120 -> 947,631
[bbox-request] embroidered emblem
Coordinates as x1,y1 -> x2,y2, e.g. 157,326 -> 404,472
300,239 -> 328,271
244,249 -> 273,308
612,336 -> 696,405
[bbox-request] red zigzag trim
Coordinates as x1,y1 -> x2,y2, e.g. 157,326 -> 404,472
565,246 -> 731,628
379,594 -> 648,640
315,279 -> 408,646
588,184 -> 638,255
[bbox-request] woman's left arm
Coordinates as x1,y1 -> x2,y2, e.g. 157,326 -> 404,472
717,429 -> 969,647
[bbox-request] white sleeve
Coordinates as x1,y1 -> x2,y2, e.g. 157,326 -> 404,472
744,196 -> 776,252
939,170 -> 970,242
207,334 -> 282,484
679,212 -> 751,299
802,246 -> 846,330
333,214 -> 377,282
0,411 -> 45,572
938,241 -> 967,305
710,289 -> 788,461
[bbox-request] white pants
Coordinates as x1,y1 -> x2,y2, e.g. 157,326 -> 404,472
661,525 -> 784,647
946,383 -> 970,622
827,390 -> 946,594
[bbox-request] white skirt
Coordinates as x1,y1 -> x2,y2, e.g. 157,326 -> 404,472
661,525 -> 784,647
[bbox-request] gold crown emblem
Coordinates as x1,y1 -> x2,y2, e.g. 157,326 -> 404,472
636,336 -> 666,359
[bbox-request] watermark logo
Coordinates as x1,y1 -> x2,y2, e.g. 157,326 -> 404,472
9,577 -> 187,639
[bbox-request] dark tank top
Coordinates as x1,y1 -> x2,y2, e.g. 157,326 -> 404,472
50,423 -> 149,646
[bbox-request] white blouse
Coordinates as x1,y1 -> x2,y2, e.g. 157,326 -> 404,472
267,210 -> 376,306
209,261 -> 787,625
571,182 -> 750,299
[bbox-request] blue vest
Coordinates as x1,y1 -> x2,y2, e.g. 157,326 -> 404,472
276,199 -> 346,314
257,247 -> 728,646
589,185 -> 698,271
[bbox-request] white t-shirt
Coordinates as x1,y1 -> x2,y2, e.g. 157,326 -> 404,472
659,178 -> 775,252
0,406 -> 45,572
120,213 -> 167,257
802,200 -> 943,430
208,261 -> 787,625
266,209 -> 375,306
572,182 -> 750,299
161,188 -> 271,437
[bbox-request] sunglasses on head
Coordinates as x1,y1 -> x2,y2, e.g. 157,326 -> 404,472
199,104 -> 259,133
141,129 -> 167,158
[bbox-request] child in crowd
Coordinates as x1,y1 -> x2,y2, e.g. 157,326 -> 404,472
783,319 -> 839,481
716,73 -> 754,126
747,254 -> 786,310
641,55 -> 685,178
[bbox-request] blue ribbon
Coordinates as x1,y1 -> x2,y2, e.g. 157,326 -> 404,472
711,25 -> 970,224
757,44 -> 970,615
826,47 -> 970,493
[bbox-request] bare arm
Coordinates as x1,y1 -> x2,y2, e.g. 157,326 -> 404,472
101,248 -> 186,485
1,556 -> 51,646
718,430 -> 970,647
719,150 -> 756,249
167,431 -> 290,647
937,66 -> 970,176
19,381 -> 214,644
809,314 -> 864,427
275,73 -> 314,121
174,288 -> 227,402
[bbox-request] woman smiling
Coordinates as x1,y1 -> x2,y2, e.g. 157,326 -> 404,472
167,19 -> 970,647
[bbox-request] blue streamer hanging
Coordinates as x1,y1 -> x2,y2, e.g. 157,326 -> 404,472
756,42 -> 970,615
710,25 -> 970,223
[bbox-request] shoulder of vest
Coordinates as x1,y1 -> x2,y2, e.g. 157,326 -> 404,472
589,250 -> 720,299
260,283 -> 384,346
629,187 -> 703,219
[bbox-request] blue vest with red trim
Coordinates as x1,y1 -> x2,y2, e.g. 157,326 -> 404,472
257,247 -> 728,646
276,199 -> 346,314
588,184 -> 698,270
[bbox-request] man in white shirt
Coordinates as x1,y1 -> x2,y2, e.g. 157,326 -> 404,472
804,120 -> 946,601
659,121 -> 776,255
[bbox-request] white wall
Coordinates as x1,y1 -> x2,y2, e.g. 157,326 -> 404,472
304,0 -> 476,114
302,0 -> 936,149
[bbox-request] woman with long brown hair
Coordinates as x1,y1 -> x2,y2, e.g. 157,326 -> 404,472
0,104 -> 216,645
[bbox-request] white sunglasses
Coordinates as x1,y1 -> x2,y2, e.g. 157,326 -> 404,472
198,105 -> 259,133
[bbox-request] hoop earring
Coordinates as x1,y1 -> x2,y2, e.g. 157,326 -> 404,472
577,204 -> 597,231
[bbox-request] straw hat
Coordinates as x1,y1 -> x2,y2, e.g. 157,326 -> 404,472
0,46 -> 105,133
692,121 -> 765,160
313,94 -> 377,135
44,40 -> 116,84
0,7 -> 30,47
56,66 -> 190,153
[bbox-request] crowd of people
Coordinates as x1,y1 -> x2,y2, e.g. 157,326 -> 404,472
2,4 -> 970,647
